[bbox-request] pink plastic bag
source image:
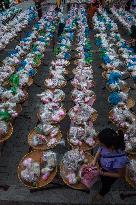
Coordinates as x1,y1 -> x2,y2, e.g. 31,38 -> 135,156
80,165 -> 99,188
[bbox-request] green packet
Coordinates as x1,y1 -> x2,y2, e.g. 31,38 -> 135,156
0,111 -> 11,122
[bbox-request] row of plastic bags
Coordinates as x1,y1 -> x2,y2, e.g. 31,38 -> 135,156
93,8 -> 136,154
0,7 -> 37,50
18,5 -> 76,188
63,6 -> 99,189
0,6 -> 60,144
111,6 -> 136,32
0,7 -> 21,24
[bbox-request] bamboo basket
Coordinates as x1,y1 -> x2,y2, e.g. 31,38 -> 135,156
67,135 -> 96,152
60,152 -> 98,190
69,108 -> 98,124
37,108 -> 67,124
125,155 -> 136,189
28,129 -> 62,150
0,123 -> 13,144
18,150 -> 57,189
44,79 -> 67,89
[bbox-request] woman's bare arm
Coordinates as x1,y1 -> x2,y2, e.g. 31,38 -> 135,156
100,167 -> 126,178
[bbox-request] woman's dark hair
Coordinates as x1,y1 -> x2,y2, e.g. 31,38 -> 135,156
98,128 -> 125,150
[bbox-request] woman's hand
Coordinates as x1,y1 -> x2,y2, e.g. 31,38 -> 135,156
91,159 -> 97,166
99,169 -> 123,178
99,169 -> 104,176
91,150 -> 101,167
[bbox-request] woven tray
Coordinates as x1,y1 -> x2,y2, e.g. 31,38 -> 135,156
18,150 -> 57,189
55,62 -> 70,67
50,68 -> 69,76
28,129 -> 62,150
71,95 -> 96,106
69,108 -> 98,123
109,110 -> 136,130
73,60 -> 81,65
67,135 -> 96,152
0,123 -> 13,144
106,83 -> 130,93
37,108 -> 67,124
16,104 -> 22,114
127,98 -> 135,109
126,149 -> 136,155
102,71 -> 109,79
2,80 -> 10,88
108,97 -> 135,109
100,63 -> 116,71
27,77 -> 34,87
60,152 -> 97,190
19,90 -> 29,103
71,81 -> 95,90
72,67 -> 93,75
39,89 -> 65,103
125,162 -> 136,190
109,109 -> 118,125
44,79 -> 67,89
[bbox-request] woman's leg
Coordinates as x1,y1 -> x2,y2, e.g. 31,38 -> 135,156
0,0 -> 4,11
99,175 -> 117,196
4,0 -> 10,9
35,2 -> 42,19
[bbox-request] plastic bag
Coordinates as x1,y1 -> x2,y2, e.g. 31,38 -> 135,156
0,111 -> 11,121
79,164 -> 99,188
9,74 -> 19,87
